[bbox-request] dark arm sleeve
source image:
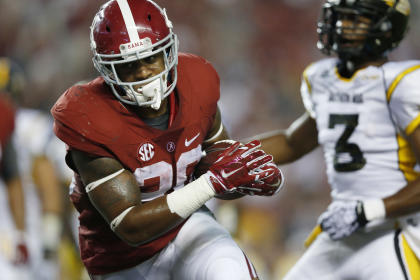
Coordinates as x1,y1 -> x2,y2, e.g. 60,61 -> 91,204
1,140 -> 19,183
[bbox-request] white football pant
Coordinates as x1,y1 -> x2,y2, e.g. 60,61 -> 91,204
91,207 -> 259,280
284,225 -> 420,280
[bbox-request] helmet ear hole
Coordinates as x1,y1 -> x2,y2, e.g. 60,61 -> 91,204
148,14 -> 151,21
106,25 -> 111,32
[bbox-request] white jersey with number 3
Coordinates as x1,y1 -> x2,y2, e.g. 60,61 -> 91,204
301,58 -> 420,260
301,58 -> 420,201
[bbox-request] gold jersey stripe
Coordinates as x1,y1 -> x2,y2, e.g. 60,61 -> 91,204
397,134 -> 419,182
401,233 -> 420,279
406,113 -> 420,136
386,65 -> 420,102
303,64 -> 313,94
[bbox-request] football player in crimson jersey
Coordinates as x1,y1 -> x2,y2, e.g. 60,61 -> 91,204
51,0 -> 283,279
253,0 -> 420,279
0,93 -> 29,274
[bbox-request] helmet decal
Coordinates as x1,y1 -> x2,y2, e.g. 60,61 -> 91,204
119,38 -> 153,56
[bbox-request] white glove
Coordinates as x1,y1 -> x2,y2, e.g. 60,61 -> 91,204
42,213 -> 62,259
318,199 -> 385,240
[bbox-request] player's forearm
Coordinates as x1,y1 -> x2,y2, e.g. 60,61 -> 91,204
114,176 -> 215,246
383,176 -> 420,218
113,196 -> 184,246
249,114 -> 318,164
6,177 -> 26,231
252,130 -> 301,164
32,156 -> 63,214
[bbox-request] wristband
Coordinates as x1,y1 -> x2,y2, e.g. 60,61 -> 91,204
166,175 -> 215,218
363,199 -> 386,221
16,230 -> 27,244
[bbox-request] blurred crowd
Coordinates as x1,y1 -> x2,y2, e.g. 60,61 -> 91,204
1,0 -> 420,279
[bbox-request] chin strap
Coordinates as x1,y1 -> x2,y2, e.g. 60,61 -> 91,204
168,92 -> 176,128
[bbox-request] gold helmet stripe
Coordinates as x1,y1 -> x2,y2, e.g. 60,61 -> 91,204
384,0 -> 411,16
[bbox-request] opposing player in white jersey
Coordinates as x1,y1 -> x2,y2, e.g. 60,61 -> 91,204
255,0 -> 420,279
13,109 -> 65,280
0,88 -> 28,279
0,57 -> 64,280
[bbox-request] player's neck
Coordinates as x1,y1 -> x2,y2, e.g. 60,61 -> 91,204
337,57 -> 388,78
357,57 -> 388,69
135,98 -> 169,119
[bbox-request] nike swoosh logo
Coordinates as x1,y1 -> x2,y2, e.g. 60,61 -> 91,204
185,133 -> 200,147
221,167 -> 242,178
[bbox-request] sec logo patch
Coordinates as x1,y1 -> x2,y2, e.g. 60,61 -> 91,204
138,143 -> 155,162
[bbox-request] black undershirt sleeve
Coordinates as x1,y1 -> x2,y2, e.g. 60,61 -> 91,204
1,140 -> 20,183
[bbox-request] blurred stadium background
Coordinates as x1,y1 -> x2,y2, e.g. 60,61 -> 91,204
1,0 -> 419,279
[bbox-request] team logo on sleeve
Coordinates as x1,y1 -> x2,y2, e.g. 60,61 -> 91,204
137,143 -> 155,162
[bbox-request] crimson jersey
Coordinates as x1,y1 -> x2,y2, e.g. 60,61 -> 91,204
51,53 -> 220,275
0,95 -> 15,163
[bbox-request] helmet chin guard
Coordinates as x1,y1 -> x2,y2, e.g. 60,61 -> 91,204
90,0 -> 179,110
124,75 -> 167,110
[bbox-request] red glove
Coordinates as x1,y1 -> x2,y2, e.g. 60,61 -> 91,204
237,162 -> 284,196
203,140 -> 273,194
14,233 -> 29,265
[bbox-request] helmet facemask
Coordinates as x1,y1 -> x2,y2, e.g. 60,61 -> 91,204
92,32 -> 178,110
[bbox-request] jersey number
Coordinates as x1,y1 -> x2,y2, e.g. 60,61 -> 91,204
328,114 -> 366,172
133,146 -> 202,200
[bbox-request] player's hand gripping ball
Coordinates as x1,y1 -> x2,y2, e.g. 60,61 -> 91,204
194,140 -> 242,199
194,140 -> 284,198
194,140 -> 238,178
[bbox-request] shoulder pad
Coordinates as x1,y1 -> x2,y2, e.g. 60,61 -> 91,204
51,79 -> 125,146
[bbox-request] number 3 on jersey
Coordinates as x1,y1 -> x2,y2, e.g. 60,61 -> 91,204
329,114 -> 366,172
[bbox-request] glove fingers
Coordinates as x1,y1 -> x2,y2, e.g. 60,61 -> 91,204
246,154 -> 273,170
237,173 -> 282,196
214,142 -> 241,163
237,183 -> 274,196
252,165 -> 278,181
236,163 -> 283,197
240,140 -> 262,158
243,150 -> 265,161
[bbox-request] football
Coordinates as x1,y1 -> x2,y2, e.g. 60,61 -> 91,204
194,140 -> 244,200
